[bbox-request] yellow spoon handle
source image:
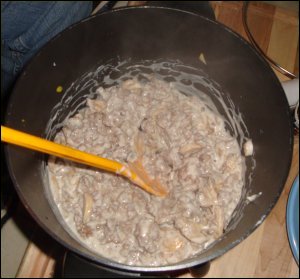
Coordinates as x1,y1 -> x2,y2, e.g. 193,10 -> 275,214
1,125 -> 124,172
1,125 -> 165,197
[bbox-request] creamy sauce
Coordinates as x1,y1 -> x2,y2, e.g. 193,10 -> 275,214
47,76 -> 247,266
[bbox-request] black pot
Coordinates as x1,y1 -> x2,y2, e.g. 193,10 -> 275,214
4,7 -> 293,273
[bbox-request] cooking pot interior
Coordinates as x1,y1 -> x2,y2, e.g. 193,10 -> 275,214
5,7 -> 292,272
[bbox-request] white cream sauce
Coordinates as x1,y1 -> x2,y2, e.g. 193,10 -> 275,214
45,59 -> 256,266
47,76 -> 250,266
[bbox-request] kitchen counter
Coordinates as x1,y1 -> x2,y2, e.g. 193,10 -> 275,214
15,2 -> 299,278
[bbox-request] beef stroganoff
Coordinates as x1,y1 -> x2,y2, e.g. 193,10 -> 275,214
48,76 -> 246,266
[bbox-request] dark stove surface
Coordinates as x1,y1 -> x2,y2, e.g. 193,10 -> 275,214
63,251 -> 210,278
63,252 -> 165,278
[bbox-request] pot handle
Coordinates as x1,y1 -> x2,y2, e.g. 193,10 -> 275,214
189,261 -> 211,277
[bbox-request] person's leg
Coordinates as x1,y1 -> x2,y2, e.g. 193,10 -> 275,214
1,1 -> 92,213
1,1 -> 92,97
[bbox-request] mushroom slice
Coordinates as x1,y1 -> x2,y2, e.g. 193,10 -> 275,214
82,193 -> 94,223
87,99 -> 106,112
243,139 -> 253,156
162,230 -> 185,253
175,218 -> 207,244
213,205 -> 224,236
179,143 -> 202,155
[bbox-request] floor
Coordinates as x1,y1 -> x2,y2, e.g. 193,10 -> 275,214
1,204 -> 36,278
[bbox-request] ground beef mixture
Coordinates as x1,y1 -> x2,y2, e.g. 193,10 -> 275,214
48,77 -> 245,266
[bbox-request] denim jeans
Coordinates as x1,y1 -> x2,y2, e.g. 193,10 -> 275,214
1,1 -> 92,98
